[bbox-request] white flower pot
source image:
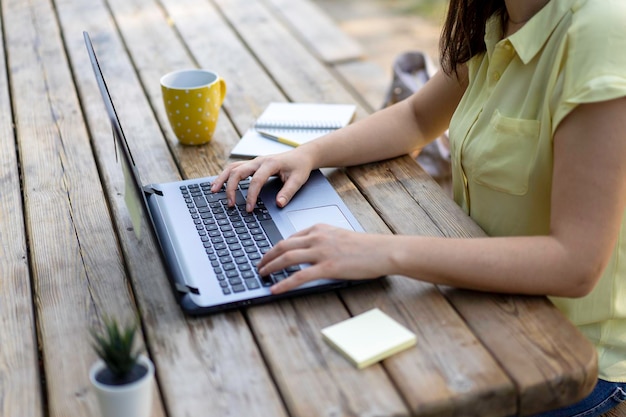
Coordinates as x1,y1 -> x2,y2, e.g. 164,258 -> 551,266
89,355 -> 155,417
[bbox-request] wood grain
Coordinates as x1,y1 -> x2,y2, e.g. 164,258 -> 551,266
0,4 -> 42,417
212,0 -> 370,120
57,0 -> 289,415
262,0 -> 364,63
333,60 -> 390,112
160,0 -> 289,135
3,0 -> 165,416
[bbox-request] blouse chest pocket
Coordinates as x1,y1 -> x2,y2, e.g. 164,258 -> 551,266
470,110 -> 541,195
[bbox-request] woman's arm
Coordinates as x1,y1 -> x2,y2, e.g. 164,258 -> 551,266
305,68 -> 467,168
213,68 -> 467,210
265,97 -> 626,298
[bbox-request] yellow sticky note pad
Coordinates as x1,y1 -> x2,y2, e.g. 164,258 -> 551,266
321,308 -> 417,369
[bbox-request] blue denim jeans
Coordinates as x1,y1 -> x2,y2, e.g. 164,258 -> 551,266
530,379 -> 626,417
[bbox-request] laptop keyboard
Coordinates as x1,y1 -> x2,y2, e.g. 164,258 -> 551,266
180,178 -> 300,295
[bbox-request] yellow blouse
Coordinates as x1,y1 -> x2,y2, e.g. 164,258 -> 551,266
448,0 -> 626,381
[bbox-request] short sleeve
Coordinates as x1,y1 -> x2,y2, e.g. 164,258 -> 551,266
553,0 -> 626,130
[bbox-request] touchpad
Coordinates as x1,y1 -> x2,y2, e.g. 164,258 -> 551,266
285,206 -> 354,232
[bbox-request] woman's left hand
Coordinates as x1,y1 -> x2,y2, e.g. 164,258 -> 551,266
257,224 -> 390,294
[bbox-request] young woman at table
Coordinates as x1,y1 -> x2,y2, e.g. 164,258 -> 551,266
213,0 -> 626,414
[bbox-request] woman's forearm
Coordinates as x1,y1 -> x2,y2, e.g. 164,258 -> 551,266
302,70 -> 467,170
386,234 -> 602,298
303,99 -> 425,169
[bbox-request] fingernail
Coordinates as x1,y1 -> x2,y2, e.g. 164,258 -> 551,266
277,196 -> 286,207
227,198 -> 233,206
246,203 -> 252,212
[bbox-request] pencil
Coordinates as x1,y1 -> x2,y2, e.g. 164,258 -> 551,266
256,129 -> 300,148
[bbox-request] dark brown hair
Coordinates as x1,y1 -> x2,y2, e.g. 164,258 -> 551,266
440,0 -> 507,75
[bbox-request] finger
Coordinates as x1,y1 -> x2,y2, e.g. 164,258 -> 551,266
211,164 -> 234,192
275,171 -> 310,208
258,245 -> 311,277
223,161 -> 260,207
270,268 -> 319,294
245,161 -> 282,211
257,231 -> 314,269
245,171 -> 269,212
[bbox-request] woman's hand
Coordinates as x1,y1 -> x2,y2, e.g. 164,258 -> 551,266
258,224 -> 391,294
212,148 -> 315,211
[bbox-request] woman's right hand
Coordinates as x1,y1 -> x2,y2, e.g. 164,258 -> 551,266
211,148 -> 315,212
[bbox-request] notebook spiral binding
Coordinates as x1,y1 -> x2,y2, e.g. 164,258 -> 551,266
254,120 -> 343,130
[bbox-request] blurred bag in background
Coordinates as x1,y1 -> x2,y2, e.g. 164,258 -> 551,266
382,51 -> 451,183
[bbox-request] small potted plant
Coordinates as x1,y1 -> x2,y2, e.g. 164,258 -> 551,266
89,316 -> 154,417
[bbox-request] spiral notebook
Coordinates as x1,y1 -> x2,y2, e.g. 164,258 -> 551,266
230,102 -> 356,158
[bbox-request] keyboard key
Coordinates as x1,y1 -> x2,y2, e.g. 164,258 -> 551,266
206,192 -> 226,203
229,277 -> 242,285
232,284 -> 246,293
272,271 -> 287,282
245,278 -> 260,290
194,196 -> 208,208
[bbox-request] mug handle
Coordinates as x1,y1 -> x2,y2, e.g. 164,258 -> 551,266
217,77 -> 227,105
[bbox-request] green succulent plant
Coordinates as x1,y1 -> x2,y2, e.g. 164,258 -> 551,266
91,316 -> 144,385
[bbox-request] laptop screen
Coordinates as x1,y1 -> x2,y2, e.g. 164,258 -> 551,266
84,31 -> 151,239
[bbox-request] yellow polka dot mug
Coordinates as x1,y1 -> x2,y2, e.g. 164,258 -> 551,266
160,69 -> 226,145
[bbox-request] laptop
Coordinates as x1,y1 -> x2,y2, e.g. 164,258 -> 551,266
84,32 -> 367,315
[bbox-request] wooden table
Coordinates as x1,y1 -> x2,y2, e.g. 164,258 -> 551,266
0,0 -> 598,416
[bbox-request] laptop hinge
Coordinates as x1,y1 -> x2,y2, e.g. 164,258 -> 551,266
174,283 -> 200,295
143,185 -> 163,196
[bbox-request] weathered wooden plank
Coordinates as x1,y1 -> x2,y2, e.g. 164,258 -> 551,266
262,0 -> 391,112
339,278 -> 516,417
447,290 -> 597,415
212,0 -> 370,120
334,60 -> 390,112
250,294 -> 411,417
351,156 -> 486,239
0,7 -> 43,417
3,0 -> 164,416
350,155 -> 598,415
261,0 -> 364,63
56,0 -> 290,416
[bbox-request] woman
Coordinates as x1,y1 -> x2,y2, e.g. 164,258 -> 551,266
213,0 -> 626,414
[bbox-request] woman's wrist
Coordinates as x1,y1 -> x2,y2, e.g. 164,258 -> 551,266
295,139 -> 326,170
